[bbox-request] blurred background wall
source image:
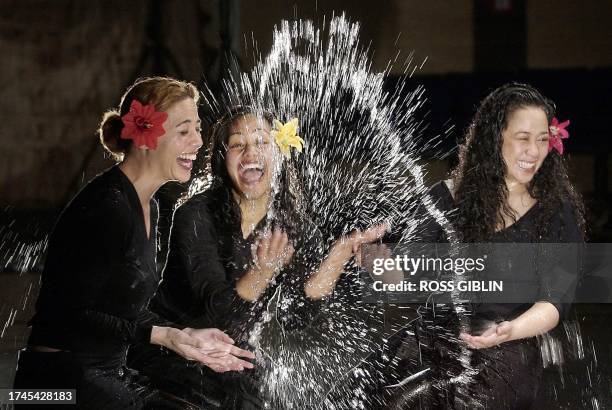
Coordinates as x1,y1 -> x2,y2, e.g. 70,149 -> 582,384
1,0 -> 610,224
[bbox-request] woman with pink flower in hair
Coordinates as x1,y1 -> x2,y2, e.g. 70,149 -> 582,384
13,77 -> 254,409
388,83 -> 586,409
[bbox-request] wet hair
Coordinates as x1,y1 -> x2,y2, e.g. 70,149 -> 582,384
208,106 -> 303,235
451,83 -> 585,241
98,76 -> 199,161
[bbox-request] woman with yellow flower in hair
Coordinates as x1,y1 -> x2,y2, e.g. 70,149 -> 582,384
127,106 -> 386,408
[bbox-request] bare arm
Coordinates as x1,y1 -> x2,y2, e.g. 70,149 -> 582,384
507,301 -> 559,339
460,301 -> 559,349
304,240 -> 353,300
305,223 -> 389,300
235,267 -> 276,302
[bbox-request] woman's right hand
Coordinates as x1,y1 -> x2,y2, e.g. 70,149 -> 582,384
236,229 -> 295,302
253,229 -> 294,279
151,326 -> 255,372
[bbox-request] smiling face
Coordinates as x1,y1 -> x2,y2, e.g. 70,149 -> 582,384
148,98 -> 202,183
224,114 -> 277,200
501,106 -> 550,188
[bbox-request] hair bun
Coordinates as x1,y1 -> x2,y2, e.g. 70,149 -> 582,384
99,110 -> 129,160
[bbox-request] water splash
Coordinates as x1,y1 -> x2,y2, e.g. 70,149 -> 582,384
187,13 -> 611,410
0,214 -> 48,274
191,14 -> 474,408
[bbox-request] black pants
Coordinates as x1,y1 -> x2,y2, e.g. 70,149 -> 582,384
13,349 -> 187,410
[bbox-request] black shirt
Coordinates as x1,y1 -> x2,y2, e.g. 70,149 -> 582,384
421,181 -> 583,324
151,186 -> 324,340
28,166 -> 171,359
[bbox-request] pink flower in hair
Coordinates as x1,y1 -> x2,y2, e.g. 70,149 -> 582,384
548,117 -> 570,155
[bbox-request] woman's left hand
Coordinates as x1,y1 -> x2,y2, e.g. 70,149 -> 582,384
181,327 -> 256,372
183,328 -> 255,358
334,222 -> 390,263
304,222 -> 390,300
459,321 -> 513,349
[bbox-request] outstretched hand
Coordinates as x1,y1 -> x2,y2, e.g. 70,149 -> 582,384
153,327 -> 255,372
183,328 -> 256,372
460,321 -> 513,349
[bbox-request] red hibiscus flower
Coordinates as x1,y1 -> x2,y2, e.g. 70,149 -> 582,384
548,117 -> 570,155
120,100 -> 168,150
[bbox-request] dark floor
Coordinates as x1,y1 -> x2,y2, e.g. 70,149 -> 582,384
0,272 -> 610,409
0,273 -> 37,390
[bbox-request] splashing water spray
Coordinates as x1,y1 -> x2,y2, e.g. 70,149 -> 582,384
187,11 -> 607,410
0,13 -> 601,410
189,14 -> 482,408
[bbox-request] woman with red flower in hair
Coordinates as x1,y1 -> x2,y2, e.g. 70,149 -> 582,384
13,77 -> 254,409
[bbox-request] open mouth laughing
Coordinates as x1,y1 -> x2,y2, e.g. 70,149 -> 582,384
238,162 -> 265,185
177,152 -> 197,171
517,160 -> 536,171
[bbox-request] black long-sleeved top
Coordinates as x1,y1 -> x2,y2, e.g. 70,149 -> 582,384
420,181 -> 583,324
151,186 -> 324,339
28,166 -> 171,359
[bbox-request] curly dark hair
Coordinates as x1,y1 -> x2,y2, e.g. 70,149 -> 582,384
207,106 -> 304,236
451,83 -> 585,241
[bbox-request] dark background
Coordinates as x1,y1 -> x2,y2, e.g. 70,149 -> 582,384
1,1 -> 610,408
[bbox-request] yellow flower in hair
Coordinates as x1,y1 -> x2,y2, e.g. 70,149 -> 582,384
271,118 -> 304,157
